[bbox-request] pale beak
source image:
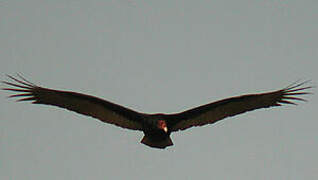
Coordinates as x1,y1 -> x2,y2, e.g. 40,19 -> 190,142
163,127 -> 168,133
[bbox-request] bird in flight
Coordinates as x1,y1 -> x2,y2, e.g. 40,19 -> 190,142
2,74 -> 312,149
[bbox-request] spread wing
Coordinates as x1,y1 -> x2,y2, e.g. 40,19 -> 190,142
166,82 -> 312,132
2,75 -> 143,130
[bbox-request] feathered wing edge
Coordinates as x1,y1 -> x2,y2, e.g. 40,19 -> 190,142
2,74 -> 38,101
166,81 -> 313,132
277,80 -> 312,105
2,74 -> 144,131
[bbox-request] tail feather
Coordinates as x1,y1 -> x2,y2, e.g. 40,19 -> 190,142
141,136 -> 173,149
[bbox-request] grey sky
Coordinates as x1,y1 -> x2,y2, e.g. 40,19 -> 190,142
1,0 -> 317,179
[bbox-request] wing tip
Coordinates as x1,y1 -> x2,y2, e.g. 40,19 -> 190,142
280,80 -> 314,105
2,74 -> 37,102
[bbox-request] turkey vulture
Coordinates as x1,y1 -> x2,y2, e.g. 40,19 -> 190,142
2,75 -> 312,149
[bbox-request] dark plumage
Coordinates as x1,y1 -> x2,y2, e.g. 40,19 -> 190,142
2,74 -> 312,149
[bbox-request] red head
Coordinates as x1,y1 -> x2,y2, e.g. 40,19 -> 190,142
157,120 -> 168,133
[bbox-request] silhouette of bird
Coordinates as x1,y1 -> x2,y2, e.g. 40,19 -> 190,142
2,74 -> 312,149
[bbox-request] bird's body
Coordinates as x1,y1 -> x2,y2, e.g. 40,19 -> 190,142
141,114 -> 173,148
2,75 -> 312,149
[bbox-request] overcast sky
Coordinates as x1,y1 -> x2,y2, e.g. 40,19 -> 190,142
1,0 -> 317,179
